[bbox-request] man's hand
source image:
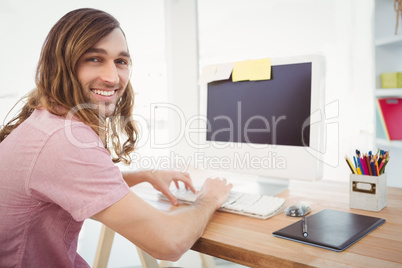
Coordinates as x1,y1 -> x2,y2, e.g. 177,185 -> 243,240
197,177 -> 233,210
146,170 -> 196,206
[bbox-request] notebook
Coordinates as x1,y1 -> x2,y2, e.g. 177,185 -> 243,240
272,209 -> 386,252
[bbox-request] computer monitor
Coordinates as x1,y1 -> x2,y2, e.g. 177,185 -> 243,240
197,54 -> 326,186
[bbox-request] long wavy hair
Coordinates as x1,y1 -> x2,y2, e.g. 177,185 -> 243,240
0,8 -> 138,164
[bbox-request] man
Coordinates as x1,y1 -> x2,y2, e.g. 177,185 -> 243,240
0,8 -> 232,267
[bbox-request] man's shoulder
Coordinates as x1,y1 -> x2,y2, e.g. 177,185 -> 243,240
16,108 -> 104,152
27,108 -> 92,135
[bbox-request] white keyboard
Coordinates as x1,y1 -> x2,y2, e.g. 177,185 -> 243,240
159,188 -> 286,220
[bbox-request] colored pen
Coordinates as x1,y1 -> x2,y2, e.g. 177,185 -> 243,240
353,156 -> 358,170
357,157 -> 366,175
345,156 -> 357,174
378,161 -> 385,174
380,157 -> 390,174
365,155 -> 372,176
378,155 -> 383,166
356,167 -> 362,175
370,160 -> 377,176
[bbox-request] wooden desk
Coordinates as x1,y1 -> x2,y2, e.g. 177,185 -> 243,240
132,180 -> 402,268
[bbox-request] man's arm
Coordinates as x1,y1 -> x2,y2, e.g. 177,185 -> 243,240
121,170 -> 196,205
93,177 -> 232,261
121,170 -> 156,186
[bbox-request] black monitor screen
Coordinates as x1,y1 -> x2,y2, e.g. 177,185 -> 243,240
206,62 -> 311,147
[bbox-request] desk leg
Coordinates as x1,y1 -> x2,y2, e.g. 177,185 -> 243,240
137,250 -> 215,268
200,253 -> 216,268
136,247 -> 161,268
93,224 -> 115,268
93,224 -> 215,268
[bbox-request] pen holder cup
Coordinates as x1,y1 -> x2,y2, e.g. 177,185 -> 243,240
349,173 -> 387,212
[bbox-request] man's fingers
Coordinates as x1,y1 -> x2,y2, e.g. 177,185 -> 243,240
165,191 -> 178,206
174,172 -> 196,193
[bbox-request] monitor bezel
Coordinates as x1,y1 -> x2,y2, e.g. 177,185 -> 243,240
197,54 -> 326,181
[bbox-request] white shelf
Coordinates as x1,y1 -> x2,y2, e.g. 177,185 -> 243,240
375,35 -> 402,47
376,138 -> 402,149
375,88 -> 402,98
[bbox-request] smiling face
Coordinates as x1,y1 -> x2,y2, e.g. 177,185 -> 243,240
76,28 -> 131,117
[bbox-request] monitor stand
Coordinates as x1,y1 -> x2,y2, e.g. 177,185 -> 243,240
231,176 -> 289,197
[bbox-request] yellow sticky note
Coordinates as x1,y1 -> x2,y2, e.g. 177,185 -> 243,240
232,58 -> 271,82
232,60 -> 252,82
249,58 -> 271,81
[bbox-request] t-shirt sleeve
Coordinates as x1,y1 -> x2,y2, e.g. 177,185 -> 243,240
28,123 -> 130,222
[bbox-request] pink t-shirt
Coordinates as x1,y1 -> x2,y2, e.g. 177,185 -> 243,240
0,108 -> 130,267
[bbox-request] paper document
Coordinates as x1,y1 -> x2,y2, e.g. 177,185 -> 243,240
199,62 -> 234,84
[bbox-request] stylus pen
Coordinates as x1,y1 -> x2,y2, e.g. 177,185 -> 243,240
302,215 -> 308,237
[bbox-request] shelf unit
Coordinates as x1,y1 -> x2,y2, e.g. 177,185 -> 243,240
375,35 -> 402,47
374,0 -> 402,187
375,88 -> 402,98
